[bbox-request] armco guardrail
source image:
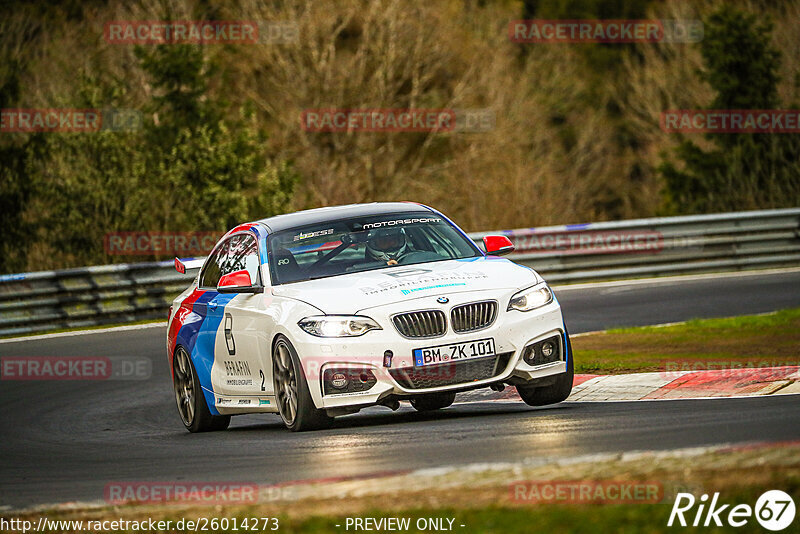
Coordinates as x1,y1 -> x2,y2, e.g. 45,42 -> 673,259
474,208 -> 800,282
0,261 -> 193,337
0,209 -> 798,336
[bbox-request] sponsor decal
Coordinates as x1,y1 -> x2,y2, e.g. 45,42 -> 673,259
330,372 -> 348,389
226,378 -> 253,386
224,313 -> 236,355
217,397 -> 232,404
293,228 -> 334,241
237,399 -> 251,405
259,399 -> 270,405
362,218 -> 440,230
384,268 -> 433,278
224,360 -> 251,377
324,390 -> 371,398
401,282 -> 466,295
359,271 -> 487,296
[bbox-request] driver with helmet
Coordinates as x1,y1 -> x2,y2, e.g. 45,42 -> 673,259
365,227 -> 410,265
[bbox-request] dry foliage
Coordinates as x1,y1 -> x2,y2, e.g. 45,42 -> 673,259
5,0 -> 800,245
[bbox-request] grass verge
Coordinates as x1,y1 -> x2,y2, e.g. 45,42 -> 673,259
572,308 -> 800,375
7,442 -> 799,533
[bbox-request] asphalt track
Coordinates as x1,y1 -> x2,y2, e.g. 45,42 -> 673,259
1,269 -> 799,509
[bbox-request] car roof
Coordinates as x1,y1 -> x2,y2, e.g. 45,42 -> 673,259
255,202 -> 434,233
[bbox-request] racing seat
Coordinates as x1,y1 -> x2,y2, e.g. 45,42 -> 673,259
273,248 -> 303,283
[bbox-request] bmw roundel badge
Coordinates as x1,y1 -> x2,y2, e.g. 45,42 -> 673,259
437,297 -> 449,304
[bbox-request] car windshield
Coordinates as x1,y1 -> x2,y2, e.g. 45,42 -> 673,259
267,212 -> 481,284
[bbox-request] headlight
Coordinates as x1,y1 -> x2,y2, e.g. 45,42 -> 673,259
298,315 -> 382,337
508,283 -> 553,312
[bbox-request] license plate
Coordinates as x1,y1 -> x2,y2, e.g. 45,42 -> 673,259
413,338 -> 496,367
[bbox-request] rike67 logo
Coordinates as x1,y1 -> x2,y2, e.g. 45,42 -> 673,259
668,490 -> 796,531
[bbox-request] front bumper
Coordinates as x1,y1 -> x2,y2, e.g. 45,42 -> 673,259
291,293 -> 568,410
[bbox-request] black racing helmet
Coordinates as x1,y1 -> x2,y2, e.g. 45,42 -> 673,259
366,227 -> 408,261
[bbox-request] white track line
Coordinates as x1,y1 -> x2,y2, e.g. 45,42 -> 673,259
4,266 -> 798,343
0,321 -> 166,344
553,266 -> 800,291
453,391 -> 800,407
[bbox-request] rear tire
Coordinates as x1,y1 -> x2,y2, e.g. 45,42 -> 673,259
172,346 -> 230,433
516,333 -> 574,406
273,336 -> 332,432
410,392 -> 457,412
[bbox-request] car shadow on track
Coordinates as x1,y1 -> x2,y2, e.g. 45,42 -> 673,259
225,401 -> 577,433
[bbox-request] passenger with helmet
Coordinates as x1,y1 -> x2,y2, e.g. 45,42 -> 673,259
365,227 -> 410,265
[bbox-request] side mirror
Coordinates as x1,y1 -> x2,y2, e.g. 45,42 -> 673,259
218,269 -> 263,294
483,235 -> 515,256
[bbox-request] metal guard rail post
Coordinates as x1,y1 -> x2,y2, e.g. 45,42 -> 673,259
0,208 -> 797,336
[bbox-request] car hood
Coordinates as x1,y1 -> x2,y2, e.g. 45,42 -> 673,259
270,257 -> 540,314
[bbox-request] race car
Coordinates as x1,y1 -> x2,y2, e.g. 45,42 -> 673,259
167,202 -> 572,432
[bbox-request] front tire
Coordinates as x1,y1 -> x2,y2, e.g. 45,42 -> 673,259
410,391 -> 457,412
272,336 -> 332,432
172,346 -> 230,432
516,333 -> 574,406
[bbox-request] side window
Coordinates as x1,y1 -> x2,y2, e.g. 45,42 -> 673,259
199,239 -> 230,288
222,234 -> 261,286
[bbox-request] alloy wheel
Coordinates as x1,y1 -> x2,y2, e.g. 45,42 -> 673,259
173,347 -> 195,426
273,341 -> 298,425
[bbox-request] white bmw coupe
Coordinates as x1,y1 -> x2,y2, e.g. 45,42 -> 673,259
168,202 -> 572,432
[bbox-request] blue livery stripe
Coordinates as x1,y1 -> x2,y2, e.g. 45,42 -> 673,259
190,292 -> 237,415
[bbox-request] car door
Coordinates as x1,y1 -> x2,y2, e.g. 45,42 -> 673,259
189,238 -> 231,412
211,233 -> 273,404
